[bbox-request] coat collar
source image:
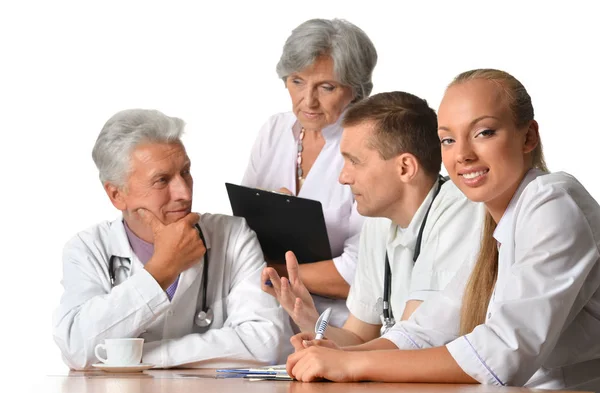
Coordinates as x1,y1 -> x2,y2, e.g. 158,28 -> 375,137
106,216 -> 208,299
388,181 -> 440,250
493,168 -> 545,246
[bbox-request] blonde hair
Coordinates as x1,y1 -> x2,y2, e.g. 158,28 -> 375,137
450,69 -> 549,335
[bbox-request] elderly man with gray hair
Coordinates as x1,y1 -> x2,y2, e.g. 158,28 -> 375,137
53,109 -> 287,370
243,18 -> 378,330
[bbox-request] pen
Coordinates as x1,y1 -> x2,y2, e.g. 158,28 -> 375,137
314,307 -> 332,340
216,366 -> 287,374
217,369 -> 273,373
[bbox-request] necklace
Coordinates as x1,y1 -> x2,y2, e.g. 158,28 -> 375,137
296,127 -> 305,188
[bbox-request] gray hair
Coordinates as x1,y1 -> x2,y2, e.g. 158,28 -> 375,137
92,109 -> 185,187
276,18 -> 378,102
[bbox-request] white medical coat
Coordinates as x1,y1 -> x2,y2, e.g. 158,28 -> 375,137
53,213 -> 287,370
383,170 -> 600,390
347,180 -> 485,325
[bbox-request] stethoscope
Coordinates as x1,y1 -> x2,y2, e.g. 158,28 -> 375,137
109,223 -> 213,328
378,176 -> 446,333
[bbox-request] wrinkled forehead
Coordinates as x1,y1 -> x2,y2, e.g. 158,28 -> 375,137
438,79 -> 512,129
129,141 -> 190,172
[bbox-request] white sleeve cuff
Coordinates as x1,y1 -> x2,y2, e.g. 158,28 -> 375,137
332,255 -> 355,284
346,291 -> 381,325
381,325 -> 422,350
408,289 -> 440,302
130,269 -> 170,314
446,336 -> 505,386
409,271 -> 457,296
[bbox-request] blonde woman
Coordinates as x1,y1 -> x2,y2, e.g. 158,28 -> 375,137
285,69 -> 600,391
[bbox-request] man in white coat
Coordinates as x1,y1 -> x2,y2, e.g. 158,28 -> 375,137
52,109 -> 287,370
263,92 -> 484,347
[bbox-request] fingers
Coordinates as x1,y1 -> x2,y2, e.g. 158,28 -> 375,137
304,338 -> 336,350
261,268 -> 276,296
296,295 -> 321,324
290,297 -> 316,333
302,340 -> 315,348
295,362 -> 320,383
286,349 -> 301,377
284,252 -> 317,311
287,347 -> 323,382
293,297 -> 304,317
291,338 -> 304,352
299,333 -> 323,349
137,208 -> 163,233
263,267 -> 282,299
285,251 -> 301,284
279,277 -> 297,310
268,269 -> 282,294
137,209 -> 199,233
278,187 -> 293,195
183,212 -> 201,226
290,331 -> 316,352
290,323 -> 338,351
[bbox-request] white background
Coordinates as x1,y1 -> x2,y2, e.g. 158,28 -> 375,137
1,0 -> 598,379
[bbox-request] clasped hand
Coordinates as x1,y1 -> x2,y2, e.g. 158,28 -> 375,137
286,341 -> 359,382
138,208 -> 206,290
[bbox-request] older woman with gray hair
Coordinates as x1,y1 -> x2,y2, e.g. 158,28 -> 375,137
53,109 -> 287,369
243,18 -> 377,331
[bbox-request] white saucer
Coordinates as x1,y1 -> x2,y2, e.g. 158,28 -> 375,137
92,363 -> 154,373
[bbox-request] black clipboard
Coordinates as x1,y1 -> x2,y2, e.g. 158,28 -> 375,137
225,183 -> 332,264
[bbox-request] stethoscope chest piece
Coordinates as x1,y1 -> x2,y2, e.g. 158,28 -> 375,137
380,316 -> 396,336
194,223 -> 213,328
195,308 -> 214,327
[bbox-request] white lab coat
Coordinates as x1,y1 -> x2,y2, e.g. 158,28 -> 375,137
53,213 -> 287,370
347,180 -> 484,325
383,170 -> 600,391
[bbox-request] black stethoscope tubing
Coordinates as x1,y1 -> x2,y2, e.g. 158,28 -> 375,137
382,176 -> 446,325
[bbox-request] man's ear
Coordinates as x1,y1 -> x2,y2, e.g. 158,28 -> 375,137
396,153 -> 419,183
104,182 -> 127,211
523,120 -> 540,154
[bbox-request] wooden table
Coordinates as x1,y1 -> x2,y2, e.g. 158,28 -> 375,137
34,369 -> 589,393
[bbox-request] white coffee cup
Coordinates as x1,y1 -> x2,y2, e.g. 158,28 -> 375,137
94,338 -> 144,365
